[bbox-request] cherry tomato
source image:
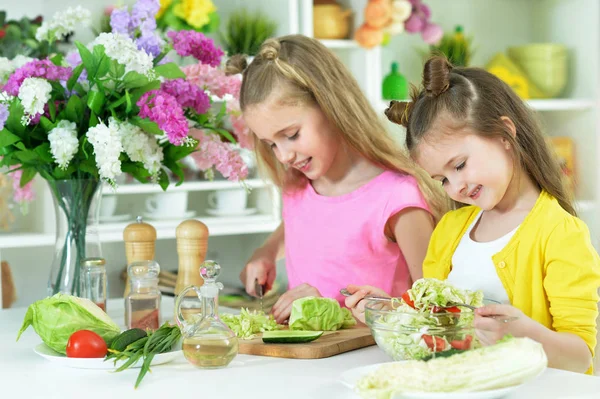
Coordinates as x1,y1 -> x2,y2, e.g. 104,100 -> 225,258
450,334 -> 473,350
66,330 -> 108,358
422,334 -> 446,351
401,292 -> 415,308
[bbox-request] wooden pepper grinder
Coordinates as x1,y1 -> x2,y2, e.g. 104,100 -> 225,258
175,219 -> 209,294
123,216 -> 157,297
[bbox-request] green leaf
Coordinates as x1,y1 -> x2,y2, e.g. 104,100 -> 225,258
34,143 -> 54,163
87,90 -> 106,115
154,62 -> 185,79
20,168 -> 37,187
129,80 -> 161,105
89,111 -> 99,128
6,101 -> 25,136
54,164 -> 76,179
125,90 -> 133,114
216,128 -> 236,144
0,129 -> 22,147
129,116 -> 163,135
158,169 -> 169,191
164,138 -> 198,162
48,99 -> 56,121
67,64 -> 85,91
50,53 -> 64,66
95,52 -> 110,79
79,159 -> 99,177
65,95 -> 84,123
122,71 -> 150,89
15,142 -> 26,151
109,60 -> 125,79
121,162 -> 151,183
15,150 -> 38,163
75,41 -> 96,78
39,116 -> 55,132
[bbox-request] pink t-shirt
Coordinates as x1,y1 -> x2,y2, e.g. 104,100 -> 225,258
282,171 -> 431,305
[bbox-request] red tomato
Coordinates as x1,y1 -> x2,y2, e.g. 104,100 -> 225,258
422,334 -> 446,351
450,335 -> 473,350
401,292 -> 415,308
66,330 -> 108,358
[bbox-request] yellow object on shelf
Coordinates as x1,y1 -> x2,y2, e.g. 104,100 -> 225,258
547,137 -> 576,195
485,53 -> 547,99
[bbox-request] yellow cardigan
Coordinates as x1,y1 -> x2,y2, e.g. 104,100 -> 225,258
423,190 -> 600,371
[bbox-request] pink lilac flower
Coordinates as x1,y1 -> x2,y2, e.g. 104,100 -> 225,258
168,31 -> 223,67
137,90 -> 189,146
0,103 -> 8,130
3,59 -> 72,96
189,128 -> 248,181
182,63 -> 241,98
11,168 -> 36,204
227,99 -> 252,150
161,78 -> 210,115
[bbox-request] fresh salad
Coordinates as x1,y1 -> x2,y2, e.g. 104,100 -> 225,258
368,278 -> 484,361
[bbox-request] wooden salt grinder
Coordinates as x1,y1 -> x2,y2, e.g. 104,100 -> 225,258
175,219 -> 209,294
123,216 -> 157,297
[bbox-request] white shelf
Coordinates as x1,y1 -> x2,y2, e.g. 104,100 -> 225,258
526,99 -> 596,112
103,179 -> 270,195
319,39 -> 360,49
0,233 -> 55,249
97,214 -> 280,242
376,99 -> 596,114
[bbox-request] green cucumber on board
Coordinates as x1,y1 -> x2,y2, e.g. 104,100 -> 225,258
262,330 -> 323,343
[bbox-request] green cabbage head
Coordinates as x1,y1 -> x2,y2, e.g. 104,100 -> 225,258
16,293 -> 121,354
289,297 -> 356,331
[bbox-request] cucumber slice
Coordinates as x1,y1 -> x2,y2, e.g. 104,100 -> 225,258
262,330 -> 324,343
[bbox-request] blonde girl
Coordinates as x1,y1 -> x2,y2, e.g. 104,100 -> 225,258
226,35 -> 447,323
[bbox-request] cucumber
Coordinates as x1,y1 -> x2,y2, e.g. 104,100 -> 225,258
262,330 -> 323,344
110,328 -> 148,351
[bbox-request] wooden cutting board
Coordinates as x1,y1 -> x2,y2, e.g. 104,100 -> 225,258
238,327 -> 375,359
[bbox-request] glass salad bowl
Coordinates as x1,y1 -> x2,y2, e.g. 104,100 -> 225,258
365,298 -> 479,361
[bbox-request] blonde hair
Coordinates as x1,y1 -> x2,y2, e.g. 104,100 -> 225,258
226,34 -> 449,220
385,56 -> 576,216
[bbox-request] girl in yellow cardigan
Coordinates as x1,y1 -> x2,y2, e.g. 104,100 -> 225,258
346,56 -> 600,374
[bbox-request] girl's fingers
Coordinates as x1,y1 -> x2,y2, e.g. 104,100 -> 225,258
346,284 -> 362,294
475,304 -> 513,317
345,290 -> 368,309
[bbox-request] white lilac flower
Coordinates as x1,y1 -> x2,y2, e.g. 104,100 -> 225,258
91,33 -> 155,79
86,119 -> 124,183
115,118 -> 164,179
18,77 -> 52,124
0,57 -> 14,83
35,6 -> 91,42
11,55 -> 34,69
48,120 -> 79,169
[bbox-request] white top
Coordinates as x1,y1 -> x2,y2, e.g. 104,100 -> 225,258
1,298 -> 598,398
448,210 -> 516,304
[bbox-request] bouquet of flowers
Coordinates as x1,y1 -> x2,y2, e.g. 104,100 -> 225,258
0,0 -> 249,296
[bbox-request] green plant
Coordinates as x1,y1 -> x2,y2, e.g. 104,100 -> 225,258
219,9 -> 277,56
0,12 -> 63,59
428,25 -> 474,67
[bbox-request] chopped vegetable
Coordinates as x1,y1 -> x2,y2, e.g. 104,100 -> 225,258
221,308 -> 282,339
289,297 -> 356,331
66,330 -> 108,358
356,337 -> 547,398
16,293 -> 120,354
262,330 -> 323,343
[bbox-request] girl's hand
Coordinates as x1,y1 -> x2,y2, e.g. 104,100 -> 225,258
270,283 -> 321,324
240,247 -> 277,297
344,284 -> 391,324
474,304 -> 533,345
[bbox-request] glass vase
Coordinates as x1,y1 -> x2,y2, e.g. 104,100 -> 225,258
47,179 -> 102,296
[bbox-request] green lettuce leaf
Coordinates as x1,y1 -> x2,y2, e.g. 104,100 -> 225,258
221,308 -> 281,339
16,293 -> 121,354
289,297 -> 356,331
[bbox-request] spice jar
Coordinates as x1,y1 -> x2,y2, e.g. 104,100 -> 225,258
125,260 -> 161,330
80,257 -> 107,312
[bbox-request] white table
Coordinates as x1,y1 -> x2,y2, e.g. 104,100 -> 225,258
1,298 -> 599,399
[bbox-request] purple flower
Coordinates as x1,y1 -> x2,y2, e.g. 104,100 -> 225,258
3,60 -> 72,96
0,103 -> 9,130
168,31 -> 224,67
161,78 -> 210,115
137,90 -> 189,146
110,7 -> 132,35
65,50 -> 87,82
137,32 -> 162,57
131,0 -> 160,27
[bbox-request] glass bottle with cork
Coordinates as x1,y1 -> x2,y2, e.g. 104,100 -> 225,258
125,260 -> 161,330
80,257 -> 107,312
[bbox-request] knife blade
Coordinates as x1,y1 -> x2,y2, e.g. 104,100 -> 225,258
255,278 -> 265,313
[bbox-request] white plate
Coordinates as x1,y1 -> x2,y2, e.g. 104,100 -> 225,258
142,210 -> 196,221
34,343 -> 182,370
99,214 -> 132,223
205,207 -> 258,217
340,362 -> 527,399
